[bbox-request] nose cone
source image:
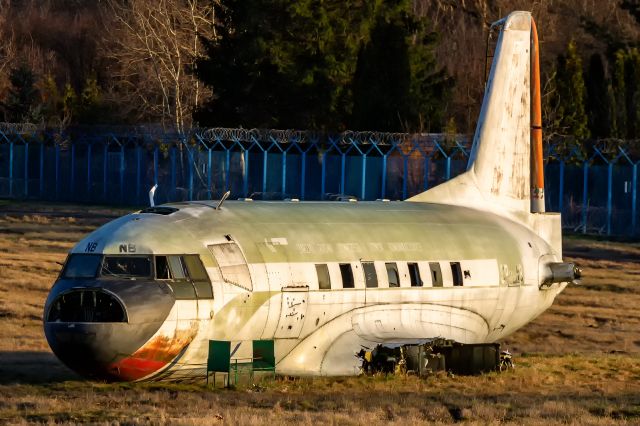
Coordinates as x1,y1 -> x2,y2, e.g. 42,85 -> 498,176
44,279 -> 179,381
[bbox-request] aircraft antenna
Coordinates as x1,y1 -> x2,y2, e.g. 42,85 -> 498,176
216,190 -> 231,210
149,184 -> 158,207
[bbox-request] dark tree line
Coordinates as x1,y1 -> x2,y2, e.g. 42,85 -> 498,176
193,0 -> 451,132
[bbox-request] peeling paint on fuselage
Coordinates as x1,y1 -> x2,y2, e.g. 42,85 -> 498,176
60,200 -> 566,380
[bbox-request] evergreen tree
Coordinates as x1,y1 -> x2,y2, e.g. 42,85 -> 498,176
555,40 -> 590,141
625,48 -> 640,138
78,75 -> 102,124
612,49 -> 627,138
585,53 -> 612,138
195,0 -> 379,130
41,74 -> 61,126
1,64 -> 42,123
62,83 -> 78,124
351,2 -> 450,132
351,11 -> 411,131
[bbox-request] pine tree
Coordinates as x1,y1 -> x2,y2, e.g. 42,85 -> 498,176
585,53 -> 612,138
1,64 -> 42,123
555,40 -> 590,141
351,10 -> 411,131
351,2 -> 451,132
194,0 -> 379,130
612,49 -> 627,139
78,75 -> 102,124
625,48 -> 640,138
62,83 -> 77,125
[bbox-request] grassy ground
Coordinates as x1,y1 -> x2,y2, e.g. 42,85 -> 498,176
0,202 -> 639,424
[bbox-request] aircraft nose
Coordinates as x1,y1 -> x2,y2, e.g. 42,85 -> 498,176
44,280 -> 177,381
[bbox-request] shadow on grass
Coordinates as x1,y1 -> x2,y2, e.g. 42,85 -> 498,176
0,351 -> 79,384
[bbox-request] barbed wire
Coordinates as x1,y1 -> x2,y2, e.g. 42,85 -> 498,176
2,122 -> 640,162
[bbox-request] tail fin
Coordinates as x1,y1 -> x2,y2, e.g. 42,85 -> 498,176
408,11 -> 544,221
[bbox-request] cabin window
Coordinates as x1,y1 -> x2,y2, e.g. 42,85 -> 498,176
184,255 -> 213,299
451,262 -> 463,286
155,255 -> 194,299
316,264 -> 331,290
208,243 -> 253,291
101,256 -> 152,278
386,262 -> 399,287
62,254 -> 102,278
183,255 -> 209,281
362,262 -> 378,288
339,263 -> 355,288
155,255 -> 212,299
429,262 -> 443,287
167,256 -> 187,279
408,263 -> 422,287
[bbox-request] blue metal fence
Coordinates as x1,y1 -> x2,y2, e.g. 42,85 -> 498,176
0,123 -> 639,237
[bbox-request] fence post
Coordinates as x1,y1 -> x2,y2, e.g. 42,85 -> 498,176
70,144 -> 75,199
607,162 -> 613,236
24,142 -> 29,197
120,144 -> 125,204
189,147 -> 194,201
87,144 -> 92,197
281,151 -> 286,195
381,155 -> 387,199
340,153 -> 346,195
582,162 -> 588,234
402,155 -> 408,200
225,149 -> 230,193
321,152 -> 326,200
361,154 -> 367,200
136,145 -> 141,204
446,156 -> 451,180
170,146 -> 176,201
558,161 -> 565,214
207,148 -> 212,199
301,151 -> 306,200
103,144 -> 108,201
55,144 -> 60,200
8,141 -> 13,197
633,163 -> 638,235
262,151 -> 268,194
244,149 -> 250,197
424,156 -> 430,191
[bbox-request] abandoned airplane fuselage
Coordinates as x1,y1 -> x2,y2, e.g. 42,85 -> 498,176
43,11 -> 576,381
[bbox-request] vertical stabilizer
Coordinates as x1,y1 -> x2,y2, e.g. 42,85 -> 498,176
408,11 -> 536,221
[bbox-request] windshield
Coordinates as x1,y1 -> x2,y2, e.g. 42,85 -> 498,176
101,256 -> 152,278
63,254 -> 103,278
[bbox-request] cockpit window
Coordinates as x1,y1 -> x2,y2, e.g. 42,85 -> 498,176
63,254 -> 103,278
101,256 -> 151,278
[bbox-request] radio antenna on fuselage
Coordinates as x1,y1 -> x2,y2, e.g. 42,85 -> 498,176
216,190 -> 231,210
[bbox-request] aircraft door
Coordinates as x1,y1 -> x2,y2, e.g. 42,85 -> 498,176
275,286 -> 309,338
207,242 -> 252,291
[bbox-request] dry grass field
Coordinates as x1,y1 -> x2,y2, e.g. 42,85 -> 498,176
0,201 -> 639,425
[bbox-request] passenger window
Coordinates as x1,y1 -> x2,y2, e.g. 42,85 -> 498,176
316,264 -> 331,290
362,262 -> 378,288
183,255 -> 209,281
339,263 -> 354,288
184,255 -> 213,299
429,262 -> 443,287
168,256 -> 187,279
386,262 -> 399,287
451,262 -> 463,286
408,263 -> 422,287
155,256 -> 171,279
